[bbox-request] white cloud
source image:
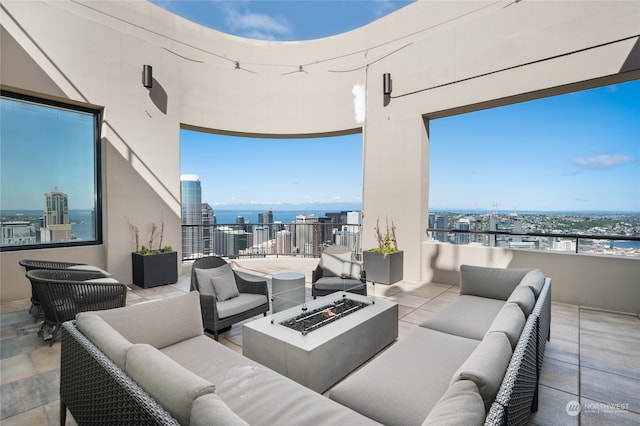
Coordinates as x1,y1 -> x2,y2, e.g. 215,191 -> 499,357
572,154 -> 633,170
352,83 -> 366,123
223,6 -> 292,40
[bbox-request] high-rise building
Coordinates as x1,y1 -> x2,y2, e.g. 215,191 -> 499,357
428,213 -> 449,243
454,218 -> 471,245
180,175 -> 202,258
43,187 -> 73,242
201,203 -> 215,256
295,214 -> 318,256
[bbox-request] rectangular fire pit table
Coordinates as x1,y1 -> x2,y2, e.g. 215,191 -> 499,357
243,291 -> 398,393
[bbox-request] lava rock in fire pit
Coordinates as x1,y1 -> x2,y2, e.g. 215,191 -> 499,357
279,298 -> 370,334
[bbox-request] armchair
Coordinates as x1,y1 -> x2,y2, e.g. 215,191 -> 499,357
25,269 -> 127,345
190,256 -> 269,340
19,259 -> 111,319
311,245 -> 367,299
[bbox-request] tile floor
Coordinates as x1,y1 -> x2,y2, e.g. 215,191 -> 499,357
1,259 -> 638,425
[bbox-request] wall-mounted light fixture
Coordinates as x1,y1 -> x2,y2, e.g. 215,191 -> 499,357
383,73 -> 392,106
142,65 -> 153,89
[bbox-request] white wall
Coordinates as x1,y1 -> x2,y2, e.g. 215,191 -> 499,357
1,0 -> 638,306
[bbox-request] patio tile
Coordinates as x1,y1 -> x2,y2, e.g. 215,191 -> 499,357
539,357 -> 579,395
400,307 -> 437,325
0,369 -> 59,420
580,338 -> 640,380
580,396 -> 640,425
580,367 -> 640,413
544,338 -> 579,365
527,385 -> 579,426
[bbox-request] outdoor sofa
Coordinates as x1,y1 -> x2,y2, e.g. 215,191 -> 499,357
60,265 -> 550,425
330,264 -> 551,426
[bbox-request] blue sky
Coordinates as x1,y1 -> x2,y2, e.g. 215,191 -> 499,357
167,1 -> 639,212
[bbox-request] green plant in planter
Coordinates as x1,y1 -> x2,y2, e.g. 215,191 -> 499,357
129,220 -> 173,254
370,217 -> 398,254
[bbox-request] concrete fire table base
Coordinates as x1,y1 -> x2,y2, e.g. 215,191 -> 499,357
243,292 -> 398,393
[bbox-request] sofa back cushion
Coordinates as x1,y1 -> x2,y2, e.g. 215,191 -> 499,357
486,302 -> 526,349
96,291 -> 203,349
75,312 -> 132,370
422,379 -> 485,426
125,343 -> 216,425
507,286 -> 536,316
519,269 -> 545,298
450,331 -> 513,412
460,265 -> 531,301
191,393 -> 249,426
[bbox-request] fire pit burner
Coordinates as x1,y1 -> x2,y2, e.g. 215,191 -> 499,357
279,298 -> 370,335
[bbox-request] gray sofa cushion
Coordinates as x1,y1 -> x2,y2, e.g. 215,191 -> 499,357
330,327 -> 480,426
96,292 -> 203,349
75,312 -> 132,370
161,335 -> 379,426
486,302 -> 525,349
190,393 -> 249,426
450,332 -> 513,412
420,295 -> 505,341
216,293 -> 268,319
507,286 -> 536,316
125,343 -> 216,426
519,269 -> 545,298
459,265 -> 531,300
422,380 -> 485,426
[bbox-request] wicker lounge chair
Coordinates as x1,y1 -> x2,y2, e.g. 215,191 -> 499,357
190,256 -> 269,340
19,259 -> 110,319
25,269 -> 127,345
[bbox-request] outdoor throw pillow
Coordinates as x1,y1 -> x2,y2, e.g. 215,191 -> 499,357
208,264 -> 240,301
194,267 -> 217,296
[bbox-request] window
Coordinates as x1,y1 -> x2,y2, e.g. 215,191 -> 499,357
0,91 -> 102,251
428,80 -> 640,256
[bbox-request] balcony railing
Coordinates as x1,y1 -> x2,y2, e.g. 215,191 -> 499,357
182,222 -> 362,261
427,228 -> 640,257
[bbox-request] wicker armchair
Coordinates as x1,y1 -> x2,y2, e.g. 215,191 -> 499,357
190,256 -> 269,340
19,259 -> 109,319
25,270 -> 127,345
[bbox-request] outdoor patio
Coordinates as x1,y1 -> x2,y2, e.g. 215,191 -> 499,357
1,258 -> 638,425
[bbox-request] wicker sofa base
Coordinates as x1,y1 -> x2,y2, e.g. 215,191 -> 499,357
60,322 -> 179,425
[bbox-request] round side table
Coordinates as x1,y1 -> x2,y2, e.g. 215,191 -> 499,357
272,272 -> 306,313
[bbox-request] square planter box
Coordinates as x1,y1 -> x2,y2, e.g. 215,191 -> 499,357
363,250 -> 403,284
131,251 -> 178,288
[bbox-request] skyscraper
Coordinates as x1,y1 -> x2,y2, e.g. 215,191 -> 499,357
43,187 -> 73,242
454,218 -> 471,245
201,203 -> 215,256
180,175 -> 202,258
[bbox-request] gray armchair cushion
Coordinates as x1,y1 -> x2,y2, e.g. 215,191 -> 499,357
68,264 -> 111,275
319,249 -> 358,278
96,292 -> 203,348
450,332 -> 513,412
194,267 -> 218,297
216,293 -> 268,319
191,393 -> 249,426
422,380 -> 485,426
486,302 -> 525,349
313,277 -> 365,292
519,269 -> 545,298
76,312 -> 133,370
125,343 -> 216,426
507,285 -> 536,316
459,265 -> 531,301
205,264 -> 240,301
84,277 -> 120,283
